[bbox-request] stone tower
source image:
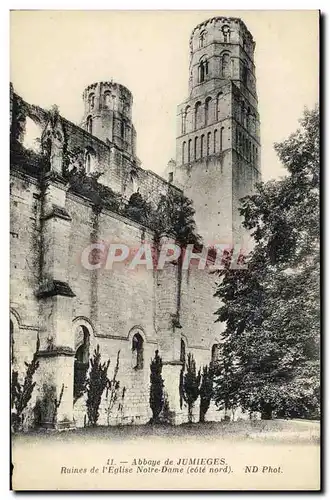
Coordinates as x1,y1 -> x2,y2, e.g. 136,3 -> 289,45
81,81 -> 137,158
173,17 -> 261,247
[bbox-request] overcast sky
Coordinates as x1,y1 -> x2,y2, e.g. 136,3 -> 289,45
10,10 -> 319,181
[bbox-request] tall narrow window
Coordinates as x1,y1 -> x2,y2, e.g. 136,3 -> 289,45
216,92 -> 223,121
188,139 -> 192,163
247,107 -> 251,131
207,132 -> 211,156
220,127 -> 224,152
182,105 -> 191,134
88,93 -> 95,111
256,147 -> 259,166
199,31 -> 207,48
182,141 -> 186,164
242,63 -> 248,86
132,333 -> 144,370
86,116 -> 93,135
241,101 -> 245,127
221,25 -> 230,43
120,120 -> 125,140
198,56 -> 208,83
168,172 -> 173,183
200,134 -> 205,158
205,97 -> 212,125
194,101 -> 202,129
74,326 -> 90,401
104,92 -> 112,108
214,129 -> 218,153
85,149 -> 96,174
85,152 -> 91,174
194,136 -> 198,159
222,53 -> 231,78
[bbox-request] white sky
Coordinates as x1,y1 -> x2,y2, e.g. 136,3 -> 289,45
10,10 -> 319,181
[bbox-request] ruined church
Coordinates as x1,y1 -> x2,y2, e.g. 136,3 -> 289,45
10,16 -> 261,428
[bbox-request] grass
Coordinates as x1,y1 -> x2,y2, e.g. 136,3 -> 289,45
13,419 -> 320,445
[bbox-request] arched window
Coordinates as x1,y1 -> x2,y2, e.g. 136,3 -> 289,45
86,115 -> 93,135
211,344 -> 220,363
198,56 -> 208,83
132,333 -> 144,370
199,30 -> 207,48
242,63 -> 248,86
75,326 -> 90,364
222,53 -> 231,78
220,127 -> 224,152
241,101 -> 246,127
247,107 -> 251,131
182,105 -> 191,134
207,131 -> 211,156
180,339 -> 186,364
84,149 -> 96,175
221,25 -> 231,43
88,93 -> 95,111
200,134 -> 205,158
194,136 -> 198,159
104,91 -> 112,108
205,97 -> 212,125
74,325 -> 90,401
216,92 -> 223,121
85,152 -> 91,174
194,101 -> 202,129
188,139 -> 192,163
120,120 -> 126,140
214,129 -> 218,153
182,141 -> 186,164
129,170 -> 139,192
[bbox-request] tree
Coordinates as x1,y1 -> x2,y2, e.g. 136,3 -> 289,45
86,345 -> 110,426
11,336 -> 40,431
149,350 -> 164,423
214,107 -> 320,419
105,350 -> 122,426
199,364 -> 214,423
181,353 -> 201,423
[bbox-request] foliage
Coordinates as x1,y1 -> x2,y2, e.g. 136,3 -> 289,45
124,192 -> 153,226
212,351 -> 241,417
149,350 -> 164,423
11,336 -> 40,432
213,107 -> 320,419
66,169 -> 122,214
160,392 -> 172,425
105,350 -> 122,426
73,361 -> 89,403
154,189 -> 201,247
86,345 -> 110,426
181,353 -> 201,423
199,364 -> 214,423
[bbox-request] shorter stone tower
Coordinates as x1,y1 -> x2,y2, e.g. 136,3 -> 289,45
81,81 -> 137,157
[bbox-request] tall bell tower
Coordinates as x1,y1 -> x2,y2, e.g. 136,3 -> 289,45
173,17 -> 261,247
